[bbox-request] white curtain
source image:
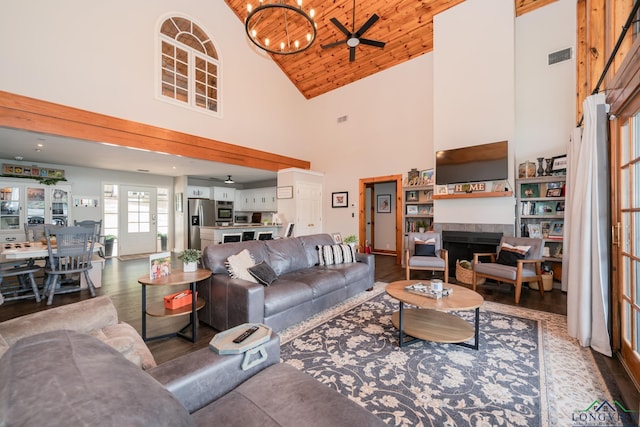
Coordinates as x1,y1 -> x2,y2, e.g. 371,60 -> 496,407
565,93 -> 612,357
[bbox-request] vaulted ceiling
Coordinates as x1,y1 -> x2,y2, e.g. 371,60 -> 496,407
224,0 -> 558,99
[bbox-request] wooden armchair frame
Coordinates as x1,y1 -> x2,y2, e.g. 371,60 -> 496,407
472,251 -> 544,304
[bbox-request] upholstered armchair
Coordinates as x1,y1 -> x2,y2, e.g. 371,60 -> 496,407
405,232 -> 448,282
472,236 -> 545,304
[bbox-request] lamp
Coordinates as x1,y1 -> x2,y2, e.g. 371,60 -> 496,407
245,0 -> 316,55
224,175 -> 234,184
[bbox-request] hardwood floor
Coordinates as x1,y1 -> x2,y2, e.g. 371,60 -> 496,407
1,253 -> 637,422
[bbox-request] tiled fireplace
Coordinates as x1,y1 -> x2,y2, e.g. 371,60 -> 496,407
433,223 -> 514,271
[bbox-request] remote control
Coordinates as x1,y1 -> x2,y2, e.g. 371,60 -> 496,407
232,326 -> 259,343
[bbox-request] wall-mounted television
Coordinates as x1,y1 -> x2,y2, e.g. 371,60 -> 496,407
435,140 -> 508,185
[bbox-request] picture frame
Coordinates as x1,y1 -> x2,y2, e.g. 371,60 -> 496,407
420,169 -> 435,185
527,223 -> 542,239
549,221 -> 564,236
546,188 -> 562,197
377,194 -> 391,213
406,205 -> 418,215
332,191 -> 348,208
436,185 -> 448,195
520,184 -> 539,198
406,191 -> 418,202
551,155 -> 567,174
331,233 -> 343,244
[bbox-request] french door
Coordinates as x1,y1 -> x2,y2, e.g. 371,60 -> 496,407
117,186 -> 157,256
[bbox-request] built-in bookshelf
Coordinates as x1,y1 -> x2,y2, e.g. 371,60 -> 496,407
516,175 -> 566,283
402,184 -> 434,233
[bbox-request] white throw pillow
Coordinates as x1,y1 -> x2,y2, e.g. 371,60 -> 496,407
225,249 -> 258,283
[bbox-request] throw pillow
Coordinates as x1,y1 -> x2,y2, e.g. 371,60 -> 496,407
414,237 -> 436,245
247,261 -> 278,286
414,243 -> 436,257
317,244 -> 356,266
496,243 -> 531,266
225,249 -> 258,283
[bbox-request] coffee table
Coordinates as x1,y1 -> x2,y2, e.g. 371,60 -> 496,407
386,280 -> 484,349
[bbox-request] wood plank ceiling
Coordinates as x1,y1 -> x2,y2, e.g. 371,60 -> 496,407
225,0 -> 557,99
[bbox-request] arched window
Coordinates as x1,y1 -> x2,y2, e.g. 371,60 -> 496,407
159,16 -> 220,116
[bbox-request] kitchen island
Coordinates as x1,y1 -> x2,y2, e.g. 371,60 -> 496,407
199,224 -> 283,248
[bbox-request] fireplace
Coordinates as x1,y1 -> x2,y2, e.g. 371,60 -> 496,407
441,230 -> 503,272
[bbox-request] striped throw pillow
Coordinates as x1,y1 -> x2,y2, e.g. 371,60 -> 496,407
317,244 -> 356,266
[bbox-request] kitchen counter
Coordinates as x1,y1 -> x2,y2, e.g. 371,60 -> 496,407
199,224 -> 282,249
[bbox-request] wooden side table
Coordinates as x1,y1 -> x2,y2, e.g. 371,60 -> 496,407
138,269 -> 211,343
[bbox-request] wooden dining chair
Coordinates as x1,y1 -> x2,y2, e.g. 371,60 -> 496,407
43,226 -> 96,305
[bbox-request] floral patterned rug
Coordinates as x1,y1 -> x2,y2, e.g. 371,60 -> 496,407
279,283 -> 617,427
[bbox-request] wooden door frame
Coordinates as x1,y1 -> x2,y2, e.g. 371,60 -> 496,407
358,175 -> 403,264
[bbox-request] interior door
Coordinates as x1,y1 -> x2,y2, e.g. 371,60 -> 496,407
118,186 -> 157,255
615,113 -> 640,386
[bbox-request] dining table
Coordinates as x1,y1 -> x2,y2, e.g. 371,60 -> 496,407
1,241 -> 105,289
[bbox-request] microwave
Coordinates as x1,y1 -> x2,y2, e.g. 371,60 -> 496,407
215,201 -> 234,222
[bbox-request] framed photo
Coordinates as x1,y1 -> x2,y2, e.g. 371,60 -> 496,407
149,252 -> 171,280
550,221 -> 564,236
332,191 -> 348,208
420,169 -> 434,185
436,185 -> 448,195
377,194 -> 391,213
527,223 -> 542,238
546,188 -> 562,197
332,233 -> 343,244
406,191 -> 418,202
406,205 -> 418,215
520,184 -> 539,198
551,155 -> 567,174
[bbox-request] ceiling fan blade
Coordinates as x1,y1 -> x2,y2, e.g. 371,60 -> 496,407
321,40 -> 347,49
359,38 -> 386,48
330,18 -> 351,37
354,14 -> 379,38
349,46 -> 356,62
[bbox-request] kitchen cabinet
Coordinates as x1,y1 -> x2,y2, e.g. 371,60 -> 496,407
211,186 -> 235,201
187,186 -> 210,199
235,187 -> 277,211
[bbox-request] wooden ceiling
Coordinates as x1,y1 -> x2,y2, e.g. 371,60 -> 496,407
225,0 -> 557,99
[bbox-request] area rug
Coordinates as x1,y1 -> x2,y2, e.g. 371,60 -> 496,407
279,283 -> 618,427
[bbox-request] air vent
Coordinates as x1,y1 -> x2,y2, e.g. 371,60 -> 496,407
548,47 -> 572,65
337,115 -> 348,123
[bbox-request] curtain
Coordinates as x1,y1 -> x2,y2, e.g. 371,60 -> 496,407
565,93 -> 612,357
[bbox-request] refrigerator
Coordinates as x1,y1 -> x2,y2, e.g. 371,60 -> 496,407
188,198 -> 216,249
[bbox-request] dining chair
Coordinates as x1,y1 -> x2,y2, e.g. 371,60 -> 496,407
0,260 -> 42,303
74,219 -> 104,256
43,226 -> 96,306
24,223 -> 63,243
472,236 -> 545,304
404,232 -> 448,282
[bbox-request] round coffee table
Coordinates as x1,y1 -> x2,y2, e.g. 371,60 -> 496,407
386,279 -> 484,349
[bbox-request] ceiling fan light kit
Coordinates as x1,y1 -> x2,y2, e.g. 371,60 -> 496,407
224,175 -> 235,184
321,0 -> 385,62
245,0 -> 316,55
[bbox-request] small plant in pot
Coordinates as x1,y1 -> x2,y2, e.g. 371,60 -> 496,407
179,249 -> 202,273
417,221 -> 427,233
343,234 -> 358,251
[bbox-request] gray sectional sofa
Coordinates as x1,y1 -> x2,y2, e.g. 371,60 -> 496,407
198,233 -> 375,332
0,298 -> 386,426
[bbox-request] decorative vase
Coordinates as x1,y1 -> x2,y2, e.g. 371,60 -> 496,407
536,157 -> 545,177
545,158 -> 553,176
183,261 -> 197,273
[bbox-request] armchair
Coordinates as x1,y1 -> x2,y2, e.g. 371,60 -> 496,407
405,232 -> 448,282
472,236 -> 545,304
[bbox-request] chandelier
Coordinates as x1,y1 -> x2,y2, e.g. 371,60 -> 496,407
245,0 -> 316,55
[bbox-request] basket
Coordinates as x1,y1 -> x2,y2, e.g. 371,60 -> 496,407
455,260 -> 485,286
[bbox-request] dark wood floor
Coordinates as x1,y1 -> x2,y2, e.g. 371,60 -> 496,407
1,253 -> 637,422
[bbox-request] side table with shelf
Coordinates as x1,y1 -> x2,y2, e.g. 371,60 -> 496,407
516,176 -> 566,286
138,269 -> 211,343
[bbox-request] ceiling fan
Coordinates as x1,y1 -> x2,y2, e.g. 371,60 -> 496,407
207,175 -> 235,184
321,0 -> 386,62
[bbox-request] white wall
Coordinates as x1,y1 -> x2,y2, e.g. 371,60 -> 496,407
0,1 -> 311,160
515,0 -> 576,162
433,0 -> 516,226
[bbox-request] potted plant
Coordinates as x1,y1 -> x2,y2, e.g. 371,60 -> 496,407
343,234 -> 358,251
157,233 -> 168,251
179,249 -> 202,272
104,235 -> 116,258
417,221 -> 427,233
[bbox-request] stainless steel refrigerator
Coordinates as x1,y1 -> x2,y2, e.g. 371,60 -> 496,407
188,198 -> 216,249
